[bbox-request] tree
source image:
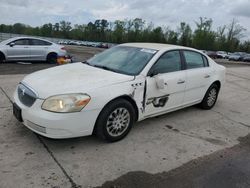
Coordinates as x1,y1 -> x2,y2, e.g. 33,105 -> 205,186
0,18 -> 249,53
164,27 -> 178,44
40,23 -> 53,37
215,25 -> 227,50
225,19 -> 246,52
178,22 -> 192,46
12,23 -> 26,34
192,17 -> 216,50
59,21 -> 72,38
113,20 -> 126,43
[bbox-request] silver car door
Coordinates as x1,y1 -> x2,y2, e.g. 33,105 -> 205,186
6,39 -> 30,61
29,39 -> 51,61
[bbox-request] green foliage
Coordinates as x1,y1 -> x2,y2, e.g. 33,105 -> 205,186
192,17 -> 216,50
178,22 -> 192,46
0,17 -> 249,52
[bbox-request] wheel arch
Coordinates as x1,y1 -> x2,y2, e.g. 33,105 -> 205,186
0,51 -> 6,61
46,52 -> 58,59
201,80 -> 221,103
101,95 -> 139,121
92,95 -> 139,134
212,80 -> 221,90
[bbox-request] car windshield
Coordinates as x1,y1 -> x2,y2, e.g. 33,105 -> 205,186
85,46 -> 157,75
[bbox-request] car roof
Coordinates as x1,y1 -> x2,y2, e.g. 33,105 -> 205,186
2,37 -> 53,44
120,43 -> 194,51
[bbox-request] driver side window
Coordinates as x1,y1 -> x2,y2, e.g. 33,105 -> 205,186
149,50 -> 182,75
13,39 -> 29,45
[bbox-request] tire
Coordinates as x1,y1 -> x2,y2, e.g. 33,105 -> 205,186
95,99 -> 136,142
46,53 -> 58,64
0,52 -> 5,63
199,84 -> 219,110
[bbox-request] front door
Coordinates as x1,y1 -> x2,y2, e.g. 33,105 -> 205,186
6,39 -> 30,61
145,50 -> 186,117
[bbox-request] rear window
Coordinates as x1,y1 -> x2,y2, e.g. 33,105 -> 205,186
183,51 -> 208,69
30,39 -> 52,46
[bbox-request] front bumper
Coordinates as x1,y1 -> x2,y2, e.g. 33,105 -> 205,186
13,90 -> 100,139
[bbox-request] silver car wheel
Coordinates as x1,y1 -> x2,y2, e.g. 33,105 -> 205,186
106,107 -> 130,137
207,88 -> 217,107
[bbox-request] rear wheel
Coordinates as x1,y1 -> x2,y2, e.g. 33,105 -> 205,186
46,53 -> 57,64
199,84 -> 219,110
95,99 -> 136,142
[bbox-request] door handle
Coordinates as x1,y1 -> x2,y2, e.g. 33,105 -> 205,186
23,47 -> 29,48
177,80 -> 185,84
204,74 -> 210,78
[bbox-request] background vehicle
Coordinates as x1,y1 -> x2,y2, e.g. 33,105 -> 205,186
13,43 -> 225,142
228,52 -> 246,61
206,51 -> 218,59
216,51 -> 228,59
0,37 -> 67,63
243,54 -> 250,62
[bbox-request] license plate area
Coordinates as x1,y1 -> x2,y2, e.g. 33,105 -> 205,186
13,103 -> 23,122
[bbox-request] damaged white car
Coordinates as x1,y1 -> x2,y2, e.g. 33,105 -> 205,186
13,43 -> 226,142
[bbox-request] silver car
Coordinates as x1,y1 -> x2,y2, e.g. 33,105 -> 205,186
0,37 -> 67,63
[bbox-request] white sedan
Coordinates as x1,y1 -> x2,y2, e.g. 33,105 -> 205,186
0,37 -> 67,63
13,43 -> 226,142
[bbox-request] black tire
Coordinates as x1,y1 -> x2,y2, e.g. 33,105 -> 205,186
0,52 -> 5,63
46,53 -> 58,64
95,99 -> 136,142
199,84 -> 219,110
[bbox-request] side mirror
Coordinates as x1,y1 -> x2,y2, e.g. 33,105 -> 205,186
9,42 -> 15,47
154,75 -> 166,89
148,68 -> 158,77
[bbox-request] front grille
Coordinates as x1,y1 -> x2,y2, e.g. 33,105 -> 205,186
18,83 -> 37,107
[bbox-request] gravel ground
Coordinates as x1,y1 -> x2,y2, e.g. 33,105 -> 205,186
97,134 -> 250,188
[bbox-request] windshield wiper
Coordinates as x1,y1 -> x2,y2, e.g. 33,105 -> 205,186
82,61 -> 91,65
93,65 -> 119,73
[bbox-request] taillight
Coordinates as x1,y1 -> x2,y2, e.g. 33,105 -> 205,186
61,47 -> 66,51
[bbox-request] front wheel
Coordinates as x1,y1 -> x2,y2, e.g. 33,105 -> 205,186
95,99 -> 136,142
199,84 -> 219,110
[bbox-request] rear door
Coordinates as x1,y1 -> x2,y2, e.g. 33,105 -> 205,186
29,39 -> 51,61
145,50 -> 186,116
182,50 -> 213,105
6,39 -> 30,61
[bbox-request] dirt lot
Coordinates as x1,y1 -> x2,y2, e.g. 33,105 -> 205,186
0,46 -> 250,188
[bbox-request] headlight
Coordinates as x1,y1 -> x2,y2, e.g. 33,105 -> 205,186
42,94 -> 91,113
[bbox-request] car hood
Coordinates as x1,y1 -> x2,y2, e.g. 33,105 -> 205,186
22,62 -> 134,99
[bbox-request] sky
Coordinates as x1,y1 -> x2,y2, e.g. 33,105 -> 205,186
0,0 -> 250,39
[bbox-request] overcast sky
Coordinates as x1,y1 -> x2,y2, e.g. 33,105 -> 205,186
0,0 -> 250,39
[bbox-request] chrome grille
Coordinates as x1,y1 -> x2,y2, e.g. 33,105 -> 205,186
17,83 -> 37,107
